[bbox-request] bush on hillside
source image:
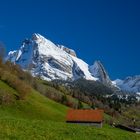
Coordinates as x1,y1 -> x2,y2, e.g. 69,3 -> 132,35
0,89 -> 15,105
0,69 -> 31,100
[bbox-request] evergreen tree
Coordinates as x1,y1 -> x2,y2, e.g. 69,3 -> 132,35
91,102 -> 96,109
61,94 -> 67,104
77,100 -> 83,109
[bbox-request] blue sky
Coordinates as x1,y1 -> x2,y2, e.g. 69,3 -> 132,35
0,0 -> 140,80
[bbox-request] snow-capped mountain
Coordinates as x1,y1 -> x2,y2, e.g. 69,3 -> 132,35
7,33 -> 98,81
113,76 -> 140,93
6,33 -> 140,94
89,61 -> 112,85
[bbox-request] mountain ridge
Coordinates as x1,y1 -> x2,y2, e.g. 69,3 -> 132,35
6,33 -> 98,81
6,33 -> 140,93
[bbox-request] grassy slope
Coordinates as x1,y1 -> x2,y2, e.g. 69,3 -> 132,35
38,80 -> 91,108
0,80 -> 140,140
0,120 -> 139,140
0,80 -> 67,121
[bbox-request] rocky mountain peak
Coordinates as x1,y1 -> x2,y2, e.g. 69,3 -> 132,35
32,33 -> 44,42
6,33 -> 140,94
89,60 -> 111,85
6,34 -> 96,81
113,76 -> 140,93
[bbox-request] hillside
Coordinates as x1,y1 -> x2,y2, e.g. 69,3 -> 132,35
0,80 -> 139,140
0,80 -> 67,121
0,60 -> 139,139
0,120 -> 139,140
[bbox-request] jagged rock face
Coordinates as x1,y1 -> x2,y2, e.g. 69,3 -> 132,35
113,76 -> 140,93
89,61 -> 112,85
58,45 -> 77,57
6,38 -> 34,69
7,33 -> 96,81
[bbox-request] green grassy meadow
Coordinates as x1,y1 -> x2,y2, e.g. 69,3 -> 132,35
0,80 -> 140,140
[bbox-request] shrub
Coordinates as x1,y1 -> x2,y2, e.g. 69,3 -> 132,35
77,100 -> 83,109
0,70 -> 31,100
0,89 -> 15,105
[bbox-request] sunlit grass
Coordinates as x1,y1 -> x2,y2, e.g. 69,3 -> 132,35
0,80 -> 139,140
